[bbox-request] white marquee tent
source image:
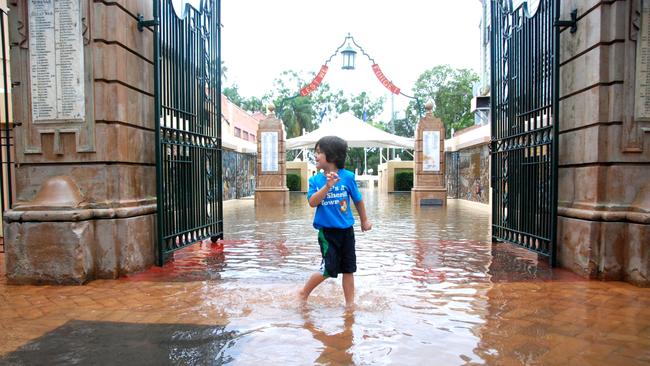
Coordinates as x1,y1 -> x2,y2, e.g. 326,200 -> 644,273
285,112 -> 414,150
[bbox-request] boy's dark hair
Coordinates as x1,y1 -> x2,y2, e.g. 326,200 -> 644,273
315,136 -> 347,169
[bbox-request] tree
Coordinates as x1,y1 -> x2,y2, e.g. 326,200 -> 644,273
223,84 -> 244,106
393,115 -> 415,138
349,92 -> 384,122
222,84 -> 266,113
405,65 -> 479,138
271,71 -> 316,138
280,96 -> 313,138
311,84 -> 349,122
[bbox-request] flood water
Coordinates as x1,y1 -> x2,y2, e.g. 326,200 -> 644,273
2,188 -> 649,365
218,189 -> 498,364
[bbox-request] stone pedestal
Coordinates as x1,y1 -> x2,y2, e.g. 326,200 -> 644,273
255,105 -> 289,207
412,102 -> 447,206
4,1 -> 156,284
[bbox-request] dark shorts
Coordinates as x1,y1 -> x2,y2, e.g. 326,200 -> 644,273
318,227 -> 356,278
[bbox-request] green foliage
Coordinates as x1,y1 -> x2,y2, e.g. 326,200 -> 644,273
394,170 -> 414,191
393,116 -> 415,138
223,85 -> 244,106
223,84 -> 265,113
286,174 -> 301,191
405,65 -> 479,138
270,71 -> 316,139
349,92 -> 384,122
278,96 -> 314,138
269,70 -> 386,138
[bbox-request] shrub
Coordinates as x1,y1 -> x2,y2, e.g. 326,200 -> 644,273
394,171 -> 413,191
286,174 -> 301,191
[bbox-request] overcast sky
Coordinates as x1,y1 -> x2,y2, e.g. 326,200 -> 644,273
181,0 -> 483,119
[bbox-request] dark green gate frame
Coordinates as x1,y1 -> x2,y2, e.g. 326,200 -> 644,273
145,0 -> 223,265
490,0 -> 565,266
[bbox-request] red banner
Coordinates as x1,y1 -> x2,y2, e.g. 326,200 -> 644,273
300,65 -> 329,96
371,64 -> 400,95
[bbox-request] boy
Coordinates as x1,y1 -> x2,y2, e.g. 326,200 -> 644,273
299,136 -> 372,310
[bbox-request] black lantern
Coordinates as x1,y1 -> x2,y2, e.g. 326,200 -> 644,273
341,43 -> 356,70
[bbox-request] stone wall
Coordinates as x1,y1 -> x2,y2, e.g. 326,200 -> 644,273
557,0 -> 650,286
5,0 -> 156,283
446,144 -> 490,204
223,150 -> 256,200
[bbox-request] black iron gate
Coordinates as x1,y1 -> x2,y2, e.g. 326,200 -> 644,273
149,0 -> 223,265
490,0 -> 559,265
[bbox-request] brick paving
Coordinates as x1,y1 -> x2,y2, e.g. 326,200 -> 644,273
1,240 -> 650,365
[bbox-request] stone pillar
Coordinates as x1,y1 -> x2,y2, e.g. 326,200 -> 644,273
557,0 -> 650,286
4,1 -> 156,284
412,102 -> 447,206
255,105 -> 289,207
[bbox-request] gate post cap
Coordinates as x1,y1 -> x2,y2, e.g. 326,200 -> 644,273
267,104 -> 276,115
425,101 -> 434,116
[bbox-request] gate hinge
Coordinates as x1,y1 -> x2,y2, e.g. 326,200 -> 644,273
555,9 -> 578,34
137,14 -> 159,32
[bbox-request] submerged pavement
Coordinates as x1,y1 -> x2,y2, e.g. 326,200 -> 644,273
1,190 -> 649,365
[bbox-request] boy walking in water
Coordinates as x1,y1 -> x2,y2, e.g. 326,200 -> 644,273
299,136 -> 372,310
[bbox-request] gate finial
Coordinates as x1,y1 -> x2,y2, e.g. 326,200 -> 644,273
425,101 -> 434,117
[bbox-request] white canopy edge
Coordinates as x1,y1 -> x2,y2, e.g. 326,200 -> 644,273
286,112 -> 414,150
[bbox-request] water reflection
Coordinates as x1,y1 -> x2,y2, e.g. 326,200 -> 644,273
301,309 -> 355,365
219,190 -> 498,364
114,188 -> 645,365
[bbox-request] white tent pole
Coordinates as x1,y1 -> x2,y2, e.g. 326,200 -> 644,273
364,148 -> 367,175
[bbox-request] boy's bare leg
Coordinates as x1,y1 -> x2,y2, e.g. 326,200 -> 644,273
342,273 -> 355,310
299,273 -> 327,301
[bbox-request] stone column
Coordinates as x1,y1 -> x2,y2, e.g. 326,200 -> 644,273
557,0 -> 650,286
255,105 -> 289,207
3,0 -> 155,284
412,102 -> 447,206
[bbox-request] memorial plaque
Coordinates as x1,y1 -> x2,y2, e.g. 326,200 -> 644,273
423,130 -> 440,172
29,0 -> 85,122
261,132 -> 278,172
635,0 -> 650,121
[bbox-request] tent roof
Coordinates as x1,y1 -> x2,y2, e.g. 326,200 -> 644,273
286,112 -> 414,150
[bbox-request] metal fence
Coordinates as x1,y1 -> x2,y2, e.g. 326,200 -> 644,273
446,145 -> 490,204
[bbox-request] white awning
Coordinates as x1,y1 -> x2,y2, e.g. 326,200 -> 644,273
286,112 -> 414,150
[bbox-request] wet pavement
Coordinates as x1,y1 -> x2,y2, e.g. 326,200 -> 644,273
1,189 -> 650,365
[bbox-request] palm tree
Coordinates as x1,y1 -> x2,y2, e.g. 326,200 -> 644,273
278,96 -> 313,138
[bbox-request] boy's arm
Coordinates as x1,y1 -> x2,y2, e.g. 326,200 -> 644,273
353,200 -> 372,232
308,185 -> 331,207
308,172 -> 340,207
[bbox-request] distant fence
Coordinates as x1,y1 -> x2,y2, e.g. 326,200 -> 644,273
223,150 -> 256,200
446,144 -> 489,204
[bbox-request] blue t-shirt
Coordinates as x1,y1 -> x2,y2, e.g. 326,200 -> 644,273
307,169 -> 362,229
